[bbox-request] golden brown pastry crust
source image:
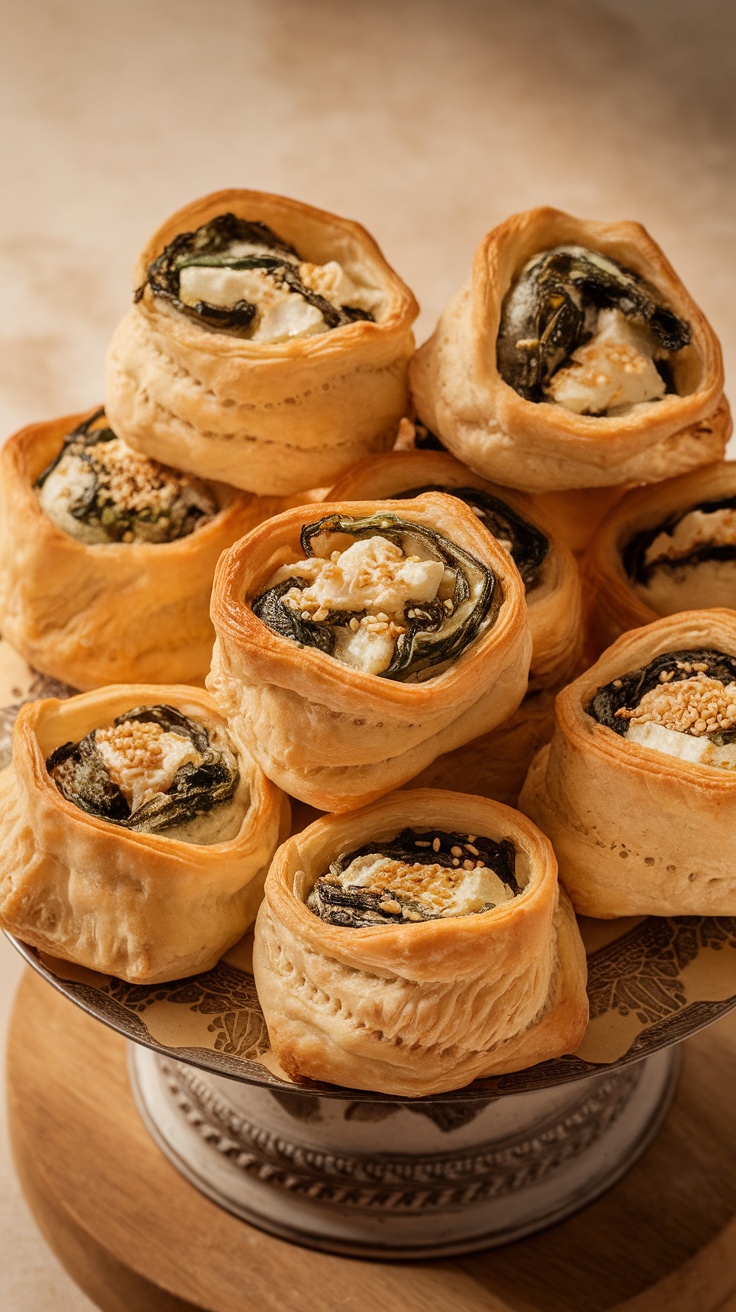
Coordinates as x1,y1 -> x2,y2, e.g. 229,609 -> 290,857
329,449 -> 582,688
0,685 -> 289,983
105,189 -> 418,496
253,789 -> 588,1096
410,207 -> 729,492
519,610 -> 736,917
582,461 -> 736,660
408,689 -> 556,808
0,412 -> 272,689
207,494 -> 532,811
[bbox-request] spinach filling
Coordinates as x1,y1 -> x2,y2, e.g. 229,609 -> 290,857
136,212 -> 375,337
623,498 -> 736,585
47,705 -> 239,834
35,410 -> 215,544
496,245 -> 691,403
307,827 -> 519,927
251,512 -> 500,682
587,649 -> 736,746
393,485 -> 548,590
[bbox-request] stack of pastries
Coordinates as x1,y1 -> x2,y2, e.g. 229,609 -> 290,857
0,189 -> 731,1095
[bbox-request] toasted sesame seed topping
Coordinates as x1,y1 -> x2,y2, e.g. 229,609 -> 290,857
616,673 -> 736,736
432,837 -> 441,852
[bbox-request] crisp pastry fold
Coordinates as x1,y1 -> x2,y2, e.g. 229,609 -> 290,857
253,789 -> 589,1096
582,462 -> 736,659
410,207 -> 729,492
0,411 -> 271,689
0,685 -> 288,983
105,189 -> 418,495
329,448 -> 582,689
207,494 -> 532,811
519,611 -> 736,916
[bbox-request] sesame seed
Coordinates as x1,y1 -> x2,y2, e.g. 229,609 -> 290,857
465,843 -> 480,856
432,837 -> 441,852
451,846 -> 463,857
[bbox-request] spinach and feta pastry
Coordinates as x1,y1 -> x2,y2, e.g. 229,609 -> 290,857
496,245 -> 690,415
307,826 -> 519,926
588,649 -> 736,772
581,463 -> 736,659
410,207 -> 729,492
35,410 -> 216,545
207,493 -> 532,811
0,411 -> 269,690
328,448 -> 583,690
252,511 -> 499,681
0,685 -> 288,983
47,703 -> 243,844
140,212 -> 379,341
519,611 -> 736,916
624,497 -> 736,613
253,790 -> 589,1096
105,189 -> 419,496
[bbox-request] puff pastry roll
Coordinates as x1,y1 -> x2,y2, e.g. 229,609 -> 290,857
582,462 -> 736,659
0,409 -> 271,689
411,207 -> 729,492
105,190 -> 418,496
253,789 -> 588,1096
0,685 -> 288,982
329,448 -> 582,689
520,611 -> 736,916
208,494 -> 531,811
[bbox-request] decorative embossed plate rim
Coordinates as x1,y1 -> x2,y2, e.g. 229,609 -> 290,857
9,915 -> 736,1102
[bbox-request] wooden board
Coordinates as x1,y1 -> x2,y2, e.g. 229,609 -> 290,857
7,966 -> 736,1312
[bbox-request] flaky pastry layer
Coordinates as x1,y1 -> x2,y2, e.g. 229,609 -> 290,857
0,684 -> 289,982
582,461 -> 736,660
0,412 -> 275,689
410,207 -> 729,492
519,611 -> 736,916
105,189 -> 418,495
207,494 -> 532,811
253,789 -> 588,1096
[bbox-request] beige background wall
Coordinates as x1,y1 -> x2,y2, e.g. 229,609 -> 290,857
0,1 -> 733,1306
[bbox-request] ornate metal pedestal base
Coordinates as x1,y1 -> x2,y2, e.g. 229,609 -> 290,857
130,1046 -> 680,1258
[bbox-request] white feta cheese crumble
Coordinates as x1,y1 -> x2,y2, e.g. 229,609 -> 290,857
95,721 -> 202,813
335,853 -> 515,917
626,720 -> 736,770
546,309 -> 666,415
178,256 -> 381,344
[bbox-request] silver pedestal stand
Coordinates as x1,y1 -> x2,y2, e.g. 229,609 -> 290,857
130,1043 -> 680,1259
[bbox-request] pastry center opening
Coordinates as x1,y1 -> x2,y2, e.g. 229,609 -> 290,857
587,649 -> 736,771
624,498 -> 736,615
251,511 -> 500,681
35,410 -> 217,545
306,827 -> 520,926
47,704 -> 245,843
496,243 -> 691,415
140,213 -> 382,341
